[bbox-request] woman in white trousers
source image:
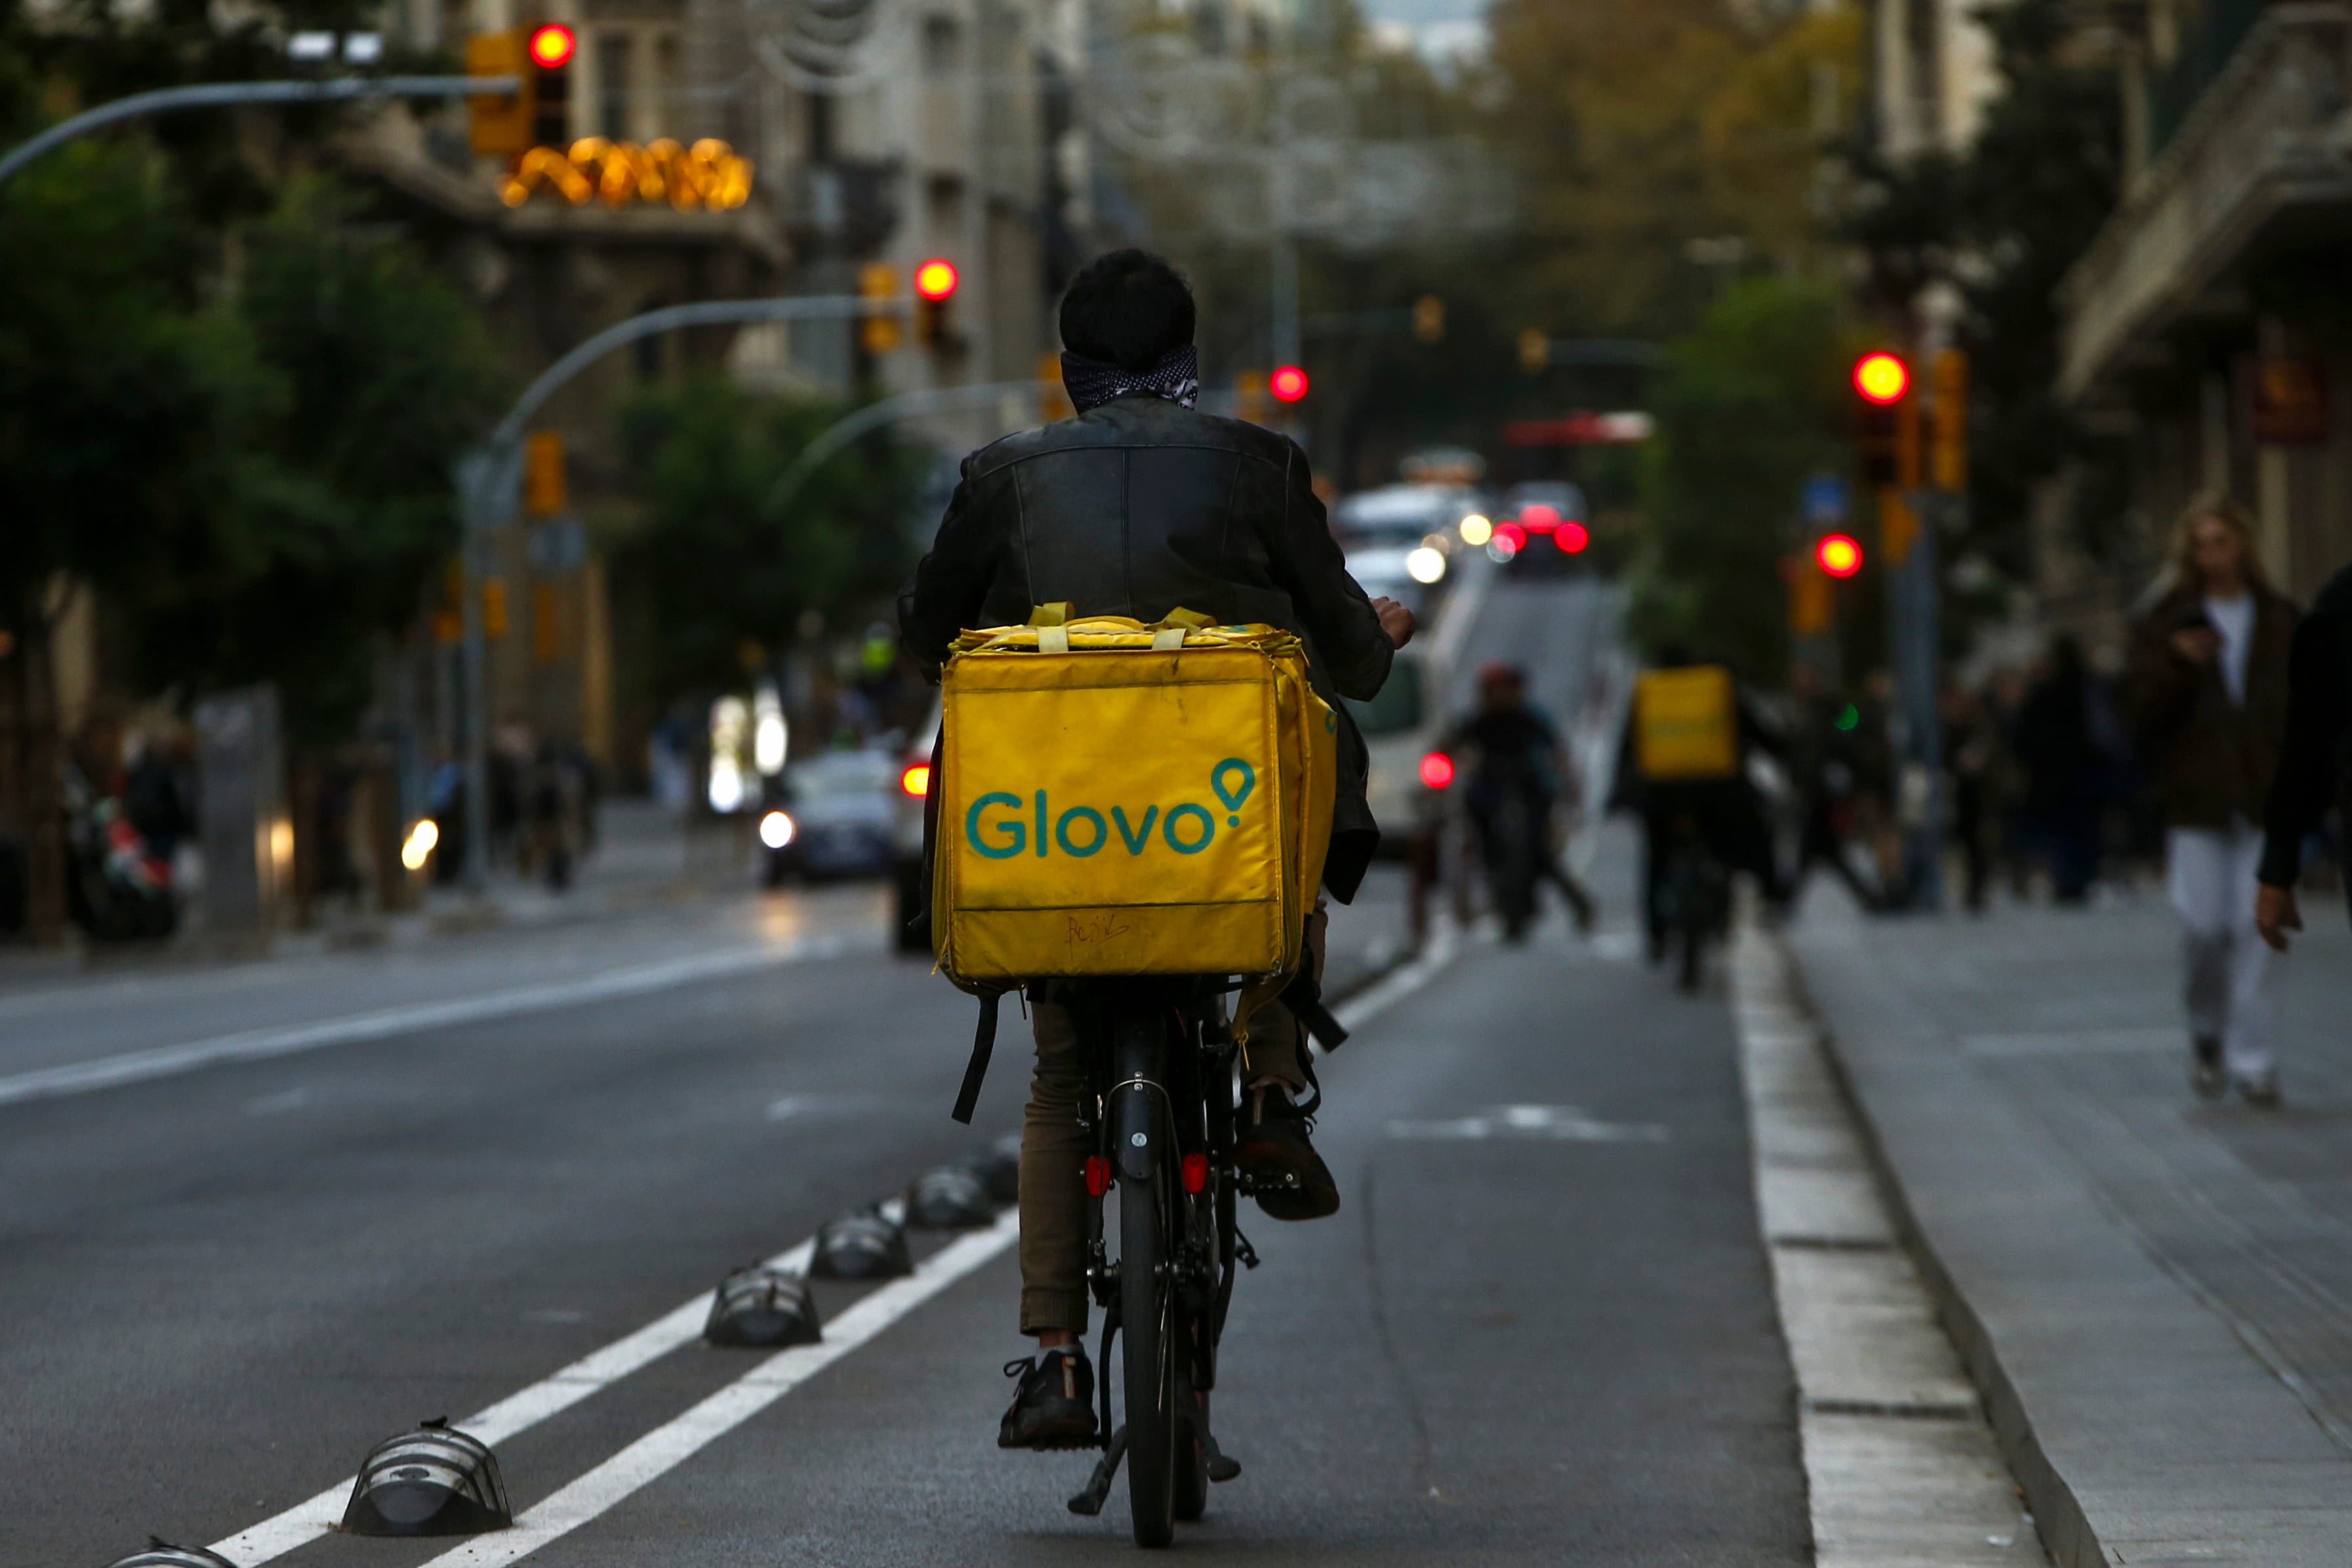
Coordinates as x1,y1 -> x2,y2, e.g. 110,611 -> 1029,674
2125,495 -> 2299,1104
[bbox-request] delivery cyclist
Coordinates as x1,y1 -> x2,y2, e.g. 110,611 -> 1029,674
898,249 -> 1415,1449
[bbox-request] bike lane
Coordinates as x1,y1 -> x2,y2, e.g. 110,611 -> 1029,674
413,907 -> 1808,1566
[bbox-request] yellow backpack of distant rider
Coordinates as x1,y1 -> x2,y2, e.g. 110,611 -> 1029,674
931,605 -> 1337,990
1634,665 -> 1738,782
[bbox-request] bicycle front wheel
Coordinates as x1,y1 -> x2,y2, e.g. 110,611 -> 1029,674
1121,1165 -> 1177,1547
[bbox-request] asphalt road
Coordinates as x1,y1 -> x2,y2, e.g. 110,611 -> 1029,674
2,580 -> 1809,1567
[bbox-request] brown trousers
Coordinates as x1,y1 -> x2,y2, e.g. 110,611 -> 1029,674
1017,911 -> 1324,1335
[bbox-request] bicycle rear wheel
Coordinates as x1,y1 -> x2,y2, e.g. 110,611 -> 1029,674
1120,1165 -> 1176,1546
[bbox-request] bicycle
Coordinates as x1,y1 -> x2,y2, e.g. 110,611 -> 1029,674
1655,812 -> 1730,994
1059,977 -> 1265,1546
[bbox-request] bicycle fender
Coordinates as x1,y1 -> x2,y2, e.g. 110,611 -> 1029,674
1111,1081 -> 1158,1183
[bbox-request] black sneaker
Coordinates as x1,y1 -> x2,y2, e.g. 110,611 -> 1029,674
2191,1035 -> 2225,1100
998,1347 -> 1097,1449
1234,1089 -> 1341,1221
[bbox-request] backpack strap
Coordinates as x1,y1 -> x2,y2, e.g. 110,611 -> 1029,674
950,991 -> 1002,1125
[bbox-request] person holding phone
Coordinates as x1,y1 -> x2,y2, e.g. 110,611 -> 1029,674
2125,494 -> 2300,1104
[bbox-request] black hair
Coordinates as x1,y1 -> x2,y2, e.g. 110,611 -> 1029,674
1059,249 -> 1196,372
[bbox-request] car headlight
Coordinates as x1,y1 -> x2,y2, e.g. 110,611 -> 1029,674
759,811 -> 796,849
1405,546 -> 1446,584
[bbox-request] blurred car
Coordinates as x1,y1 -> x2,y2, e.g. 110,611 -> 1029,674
759,750 -> 900,887
1489,481 -> 1592,578
1345,544 -> 1447,620
1332,483 -> 1487,550
890,704 -> 943,952
1345,643 -> 1451,856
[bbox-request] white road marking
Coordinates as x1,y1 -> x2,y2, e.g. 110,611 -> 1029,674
220,931 -> 1461,1568
1386,1102 -> 1669,1142
205,1237 -> 815,1565
0,935 -> 868,1112
415,1215 -> 1023,1568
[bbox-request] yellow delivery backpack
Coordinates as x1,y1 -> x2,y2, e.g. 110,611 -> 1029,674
932,605 -> 1337,990
1633,664 -> 1739,782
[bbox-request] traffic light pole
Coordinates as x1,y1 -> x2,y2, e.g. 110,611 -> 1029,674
1890,498 -> 1947,911
758,378 -> 1055,519
453,292 -> 891,892
0,76 -> 517,186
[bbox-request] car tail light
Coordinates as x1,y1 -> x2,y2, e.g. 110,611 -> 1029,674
900,762 -> 931,798
1519,502 -> 1560,531
1084,1156 -> 1112,1197
1419,751 -> 1456,790
1181,1153 -> 1209,1194
1556,521 -> 1589,553
1493,521 -> 1526,555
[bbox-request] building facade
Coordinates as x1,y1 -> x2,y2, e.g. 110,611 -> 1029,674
2056,1 -> 2352,606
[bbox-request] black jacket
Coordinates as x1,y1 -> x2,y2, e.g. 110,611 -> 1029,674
2260,561 -> 2352,900
897,395 -> 1394,900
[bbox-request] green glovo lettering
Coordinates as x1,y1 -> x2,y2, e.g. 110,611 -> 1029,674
1163,803 -> 1215,855
1034,791 -> 1048,856
1112,805 -> 1158,854
967,792 -> 1024,858
1055,807 -> 1106,857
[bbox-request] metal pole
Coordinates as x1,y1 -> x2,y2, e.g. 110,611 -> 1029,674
454,293 -> 885,894
0,77 -> 517,186
1270,233 -> 1301,370
759,378 -> 1053,519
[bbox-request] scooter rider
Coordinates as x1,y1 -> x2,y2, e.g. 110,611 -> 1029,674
898,249 -> 1415,1449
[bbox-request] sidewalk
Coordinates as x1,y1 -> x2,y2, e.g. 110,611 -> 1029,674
1786,883 -> 2352,1566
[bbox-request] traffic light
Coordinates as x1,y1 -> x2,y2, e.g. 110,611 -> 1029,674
526,23 -> 575,149
1413,295 -> 1446,345
1930,348 -> 1968,493
1852,350 -> 1915,489
859,262 -> 901,355
524,432 -> 565,516
1815,533 -> 1863,578
1269,365 -> 1309,404
913,257 -> 958,346
466,30 -> 531,155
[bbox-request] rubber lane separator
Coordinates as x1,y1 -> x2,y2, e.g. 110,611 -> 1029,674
206,1238 -> 815,1566
416,1213 -> 1023,1568
0,935 -> 866,1110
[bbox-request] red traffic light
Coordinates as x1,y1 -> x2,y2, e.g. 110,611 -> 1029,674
1555,520 -> 1590,553
1816,533 -> 1864,578
527,22 -> 577,68
1269,365 -> 1309,404
913,258 -> 959,302
1419,751 -> 1456,790
1852,351 -> 1909,406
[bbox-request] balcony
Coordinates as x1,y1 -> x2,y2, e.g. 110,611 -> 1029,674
2057,3 -> 2352,399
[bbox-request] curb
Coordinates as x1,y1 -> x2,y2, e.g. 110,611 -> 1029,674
1766,923 -> 2109,1568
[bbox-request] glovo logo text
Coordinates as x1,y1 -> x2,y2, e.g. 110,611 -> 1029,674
967,758 -> 1256,860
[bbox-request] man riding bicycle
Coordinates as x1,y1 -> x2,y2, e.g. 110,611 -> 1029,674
1442,661 -> 1596,940
898,249 -> 1415,1451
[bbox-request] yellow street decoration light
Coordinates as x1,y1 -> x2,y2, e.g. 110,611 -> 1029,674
499,137 -> 755,211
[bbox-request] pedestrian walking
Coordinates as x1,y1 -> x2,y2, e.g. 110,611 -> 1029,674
2257,553 -> 2352,953
2012,637 -> 2112,904
1783,665 -> 1881,912
2125,494 -> 2298,1104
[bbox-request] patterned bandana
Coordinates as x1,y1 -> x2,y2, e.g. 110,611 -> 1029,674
1058,345 -> 1200,414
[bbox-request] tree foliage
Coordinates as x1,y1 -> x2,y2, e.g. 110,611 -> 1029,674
1,7 -> 505,743
1629,276 -> 1850,678
615,376 -> 930,702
